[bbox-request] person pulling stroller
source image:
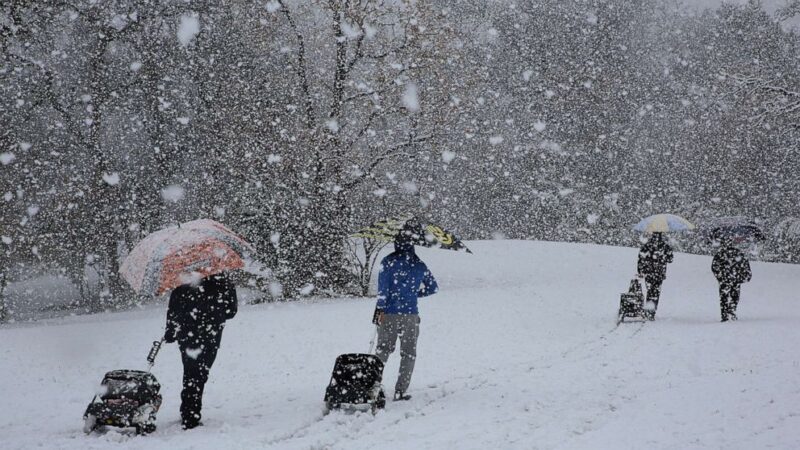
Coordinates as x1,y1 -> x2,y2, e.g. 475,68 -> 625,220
372,230 -> 438,401
163,272 -> 238,429
637,232 -> 674,319
712,238 -> 752,322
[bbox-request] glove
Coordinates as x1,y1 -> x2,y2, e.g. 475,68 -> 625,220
163,329 -> 176,344
372,307 -> 384,325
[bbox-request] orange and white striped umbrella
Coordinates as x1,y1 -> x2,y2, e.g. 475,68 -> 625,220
120,219 -> 254,297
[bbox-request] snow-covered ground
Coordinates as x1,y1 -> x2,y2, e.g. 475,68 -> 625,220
1,240 -> 799,449
4,274 -> 83,321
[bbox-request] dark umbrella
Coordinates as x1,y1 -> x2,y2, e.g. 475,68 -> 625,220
703,216 -> 765,243
353,216 -> 472,253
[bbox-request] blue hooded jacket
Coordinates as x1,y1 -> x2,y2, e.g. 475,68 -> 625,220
376,242 -> 438,315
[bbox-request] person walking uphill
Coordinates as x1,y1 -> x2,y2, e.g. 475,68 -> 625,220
712,239 -> 752,322
163,272 -> 238,429
372,236 -> 438,402
637,232 -> 674,319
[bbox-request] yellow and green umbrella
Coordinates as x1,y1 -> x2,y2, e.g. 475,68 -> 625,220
353,216 -> 471,253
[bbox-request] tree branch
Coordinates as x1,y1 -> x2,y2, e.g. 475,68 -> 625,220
277,0 -> 315,130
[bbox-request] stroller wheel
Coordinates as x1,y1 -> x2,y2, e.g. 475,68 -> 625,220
375,391 -> 386,410
369,384 -> 386,414
136,422 -> 157,435
83,414 -> 98,434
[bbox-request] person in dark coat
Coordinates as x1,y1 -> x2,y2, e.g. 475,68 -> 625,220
711,238 -> 752,322
164,272 -> 238,429
637,232 -> 674,318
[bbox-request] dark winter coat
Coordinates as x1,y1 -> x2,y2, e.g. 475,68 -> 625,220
637,234 -> 674,283
712,246 -> 752,285
164,274 -> 238,344
376,242 -> 438,315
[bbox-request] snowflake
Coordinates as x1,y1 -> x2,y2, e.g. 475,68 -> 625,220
177,14 -> 200,47
0,153 -> 15,165
161,184 -> 185,202
102,172 -> 120,186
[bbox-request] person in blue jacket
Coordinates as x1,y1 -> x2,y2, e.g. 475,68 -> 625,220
372,231 -> 438,401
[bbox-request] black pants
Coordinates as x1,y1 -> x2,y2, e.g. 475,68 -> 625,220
178,328 -> 223,427
645,278 -> 663,313
719,283 -> 741,321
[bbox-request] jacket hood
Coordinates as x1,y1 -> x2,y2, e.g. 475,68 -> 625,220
394,240 -> 416,254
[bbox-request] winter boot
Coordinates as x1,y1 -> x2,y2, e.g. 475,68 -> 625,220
181,420 -> 203,430
393,391 -> 411,401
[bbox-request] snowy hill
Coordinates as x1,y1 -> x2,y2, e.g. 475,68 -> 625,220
1,240 -> 799,449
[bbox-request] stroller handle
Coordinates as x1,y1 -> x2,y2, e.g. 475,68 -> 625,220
146,339 -> 164,371
368,325 -> 378,355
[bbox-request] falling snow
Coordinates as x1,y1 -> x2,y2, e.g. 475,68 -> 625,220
177,14 -> 200,47
325,119 -> 339,133
0,7 -> 799,447
161,185 -> 186,203
101,172 -> 120,186
402,82 -> 420,113
299,283 -> 315,296
0,153 -> 15,165
266,0 -> 281,13
489,136 -> 504,145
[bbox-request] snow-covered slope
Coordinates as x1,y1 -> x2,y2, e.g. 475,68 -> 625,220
1,240 -> 799,449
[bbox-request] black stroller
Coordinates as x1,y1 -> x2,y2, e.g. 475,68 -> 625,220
83,340 -> 163,435
323,326 -> 386,414
617,277 -> 654,325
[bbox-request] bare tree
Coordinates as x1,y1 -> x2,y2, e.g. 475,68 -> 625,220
260,0 -> 450,295
345,236 -> 388,296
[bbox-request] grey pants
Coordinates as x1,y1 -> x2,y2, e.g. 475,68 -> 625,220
376,313 -> 420,393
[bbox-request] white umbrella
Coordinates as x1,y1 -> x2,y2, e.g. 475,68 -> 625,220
633,214 -> 696,233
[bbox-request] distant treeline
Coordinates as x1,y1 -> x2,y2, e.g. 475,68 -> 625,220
1,0 -> 798,313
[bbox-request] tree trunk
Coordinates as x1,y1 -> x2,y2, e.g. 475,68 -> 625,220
278,189 -> 353,297
0,270 -> 8,322
104,239 -> 128,306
